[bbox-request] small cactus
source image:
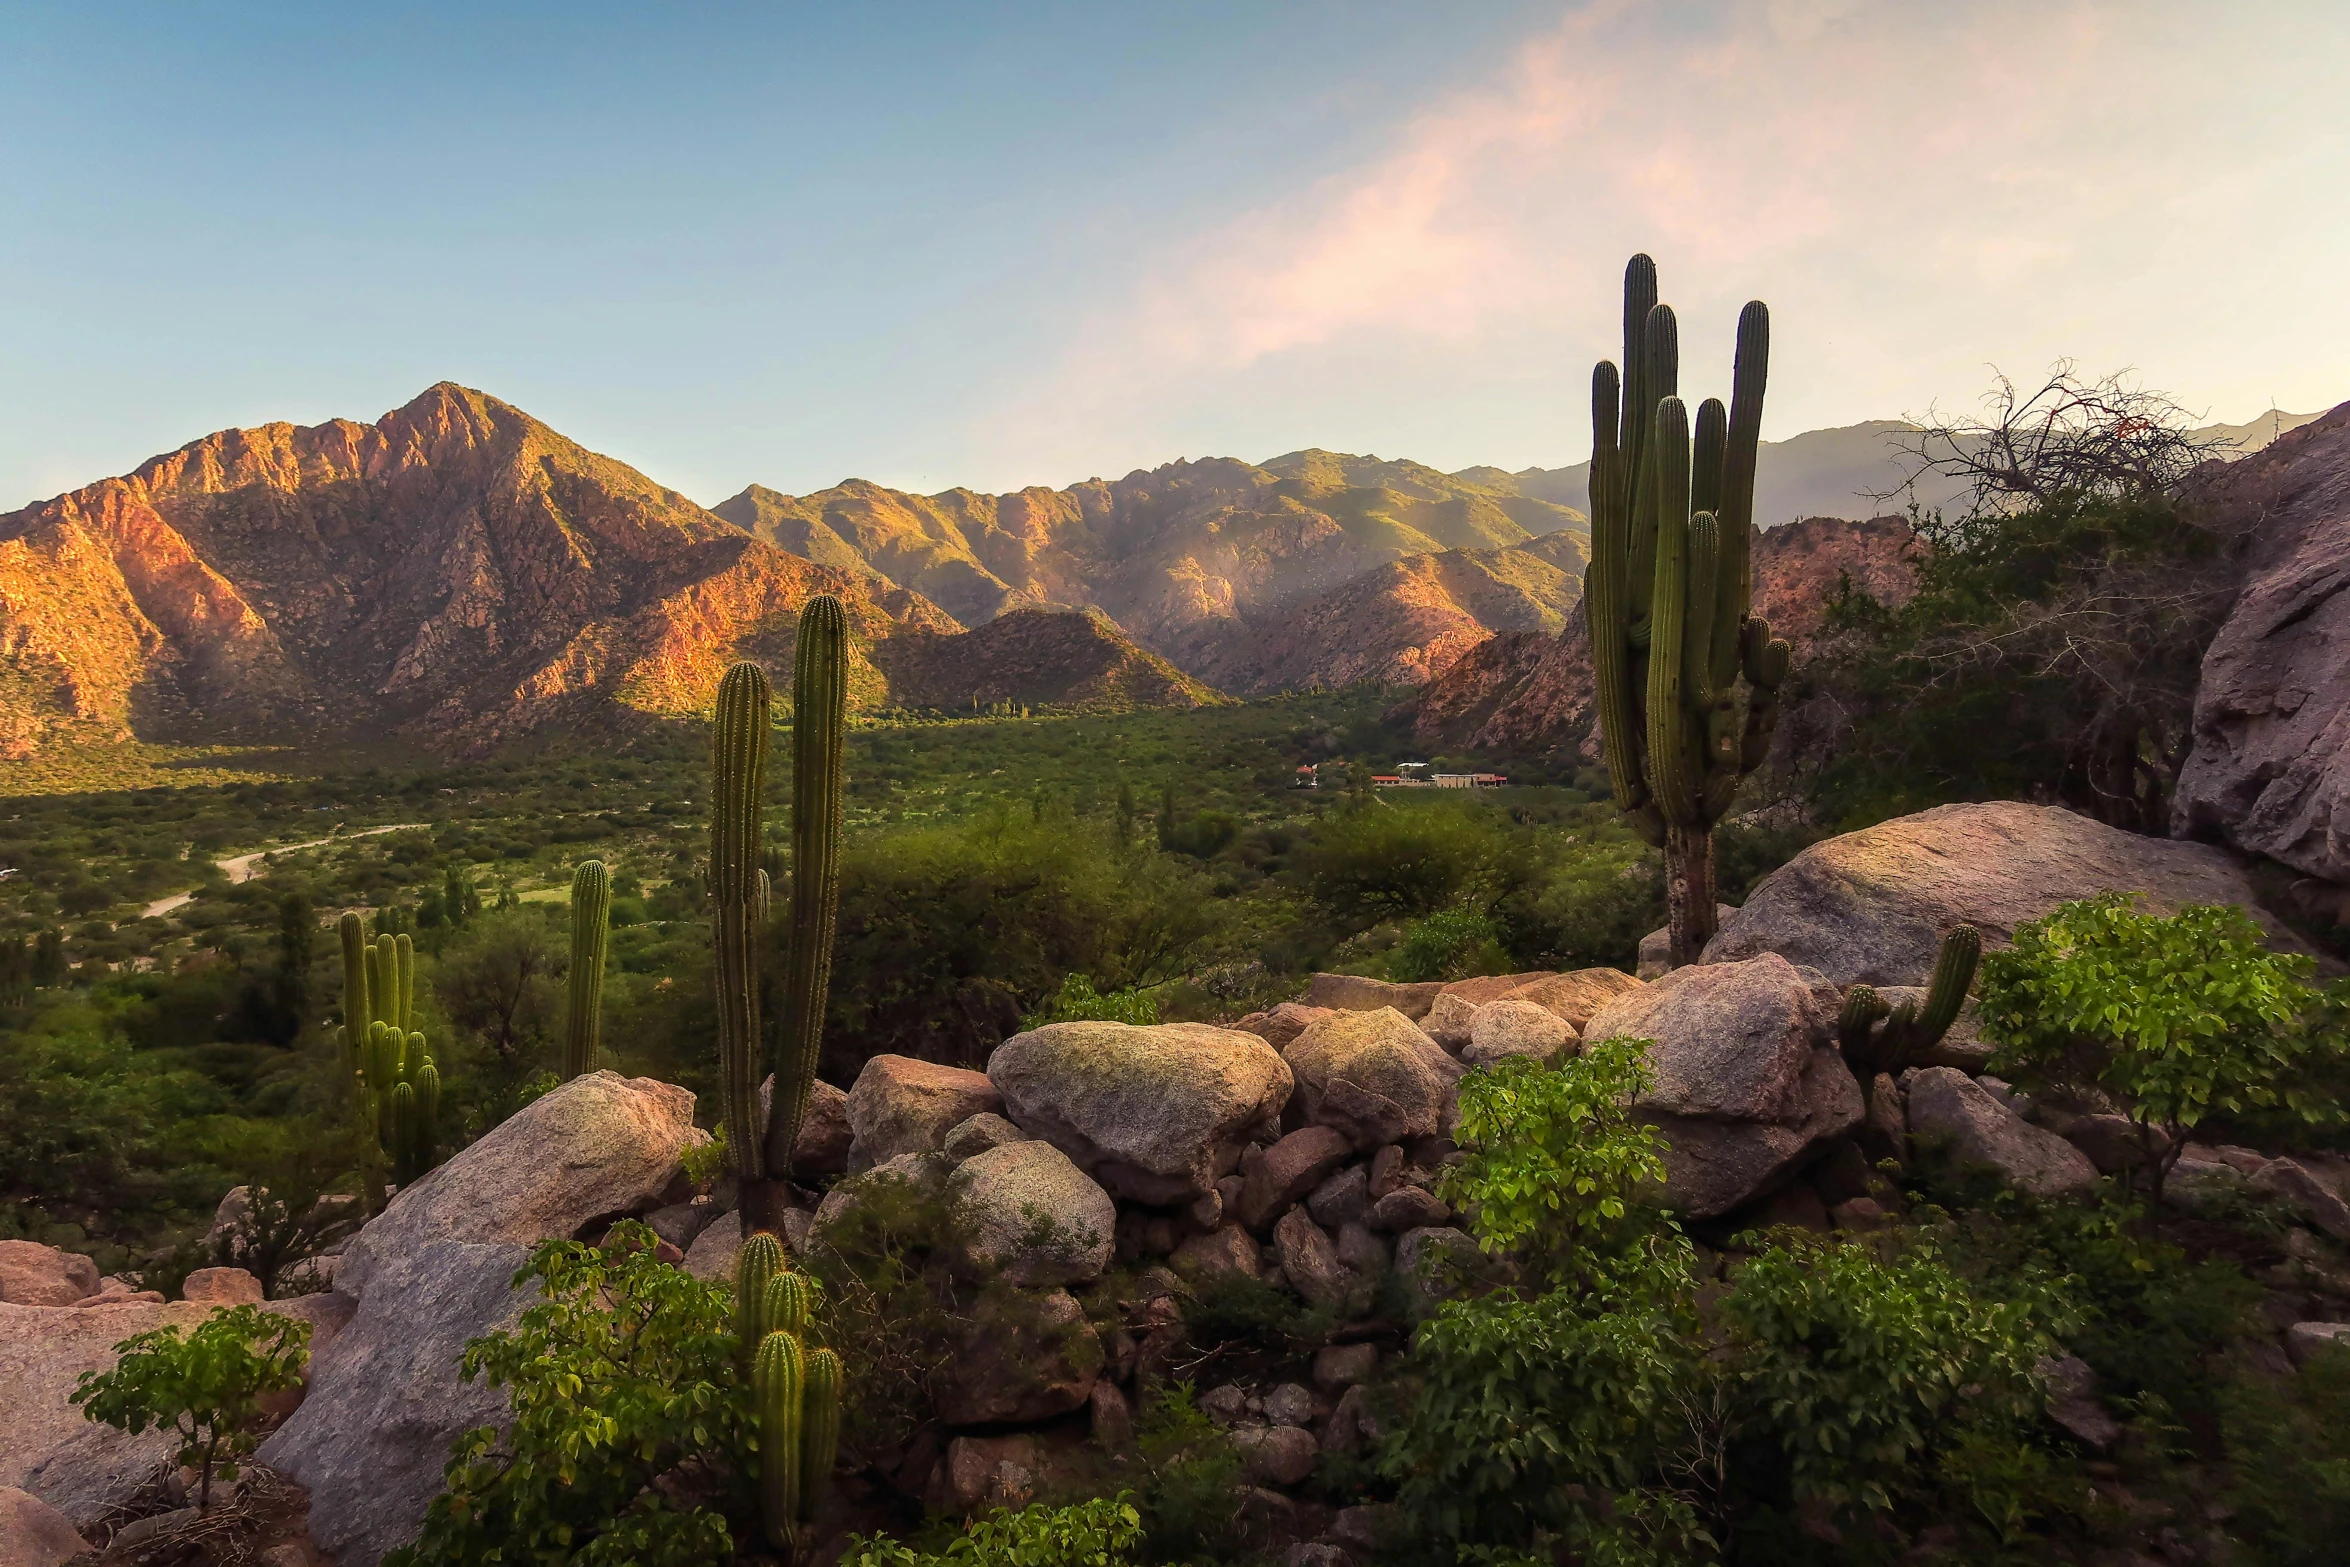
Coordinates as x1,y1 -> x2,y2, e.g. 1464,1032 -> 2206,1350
799,1346 -> 843,1525
764,1269 -> 812,1342
1839,926 -> 1982,1078
736,1231 -> 785,1353
754,1329 -> 807,1546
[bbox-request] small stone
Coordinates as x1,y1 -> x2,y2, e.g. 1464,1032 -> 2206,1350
1263,1382 -> 1317,1427
1321,1384 -> 1379,1454
1170,1224 -> 1262,1281
1188,1189 -> 1224,1230
1089,1379 -> 1134,1450
1371,1186 -> 1449,1232
1274,1209 -> 1356,1309
1335,1220 -> 1390,1277
1332,1502 -> 1403,1553
1233,1423 -> 1318,1486
2040,1355 -> 2120,1451
181,1266 -> 265,1305
2286,1321 -> 2350,1366
641,1201 -> 706,1251
0,1241 -> 102,1307
942,1112 -> 1032,1163
1313,1342 -> 1377,1391
1199,1383 -> 1249,1424
1368,1144 -> 1406,1200
1238,1126 -> 1356,1232
1306,1163 -> 1371,1228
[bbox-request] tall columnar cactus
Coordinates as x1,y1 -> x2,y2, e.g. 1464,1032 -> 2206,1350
754,1329 -> 807,1546
711,595 -> 852,1239
338,911 -> 370,1037
1588,254 -> 1787,967
800,1346 -> 843,1525
563,860 -> 611,1079
1839,926 -> 1983,1079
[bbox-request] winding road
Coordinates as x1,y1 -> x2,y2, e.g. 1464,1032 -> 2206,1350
140,823 -> 430,919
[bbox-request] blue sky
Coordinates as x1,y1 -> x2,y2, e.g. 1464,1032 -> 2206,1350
3,1 -> 2345,511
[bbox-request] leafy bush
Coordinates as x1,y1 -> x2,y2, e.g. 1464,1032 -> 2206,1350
1028,972 -> 1160,1027
1721,1237 -> 2061,1522
844,1495 -> 1144,1567
1294,801 -> 1509,924
389,1222 -> 748,1566
2220,1342 -> 2350,1564
1129,1386 -> 1250,1563
1980,894 -> 2336,1203
1493,842 -> 1661,974
1440,1039 -> 1687,1297
72,1304 -> 311,1512
1388,907 -> 1508,984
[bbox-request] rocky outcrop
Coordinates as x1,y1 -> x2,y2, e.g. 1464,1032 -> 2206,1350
1498,968 -> 1645,1030
2174,401 -> 2350,883
1903,1068 -> 2097,1198
1282,1009 -> 1456,1150
986,1022 -> 1291,1204
0,1242 -> 100,1308
847,1056 -> 1005,1165
334,1070 -> 698,1298
869,608 -> 1226,712
1305,974 -> 1442,1021
1701,801 -> 2310,988
1584,954 -> 1862,1218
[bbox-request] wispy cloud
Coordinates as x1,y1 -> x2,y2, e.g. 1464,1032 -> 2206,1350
990,0 -> 2349,477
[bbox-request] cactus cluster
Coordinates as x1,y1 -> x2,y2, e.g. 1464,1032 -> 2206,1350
1839,925 -> 1983,1079
336,911 -> 439,1186
712,595 -> 852,1237
736,1232 -> 843,1548
1587,254 -> 1789,967
563,859 -> 611,1079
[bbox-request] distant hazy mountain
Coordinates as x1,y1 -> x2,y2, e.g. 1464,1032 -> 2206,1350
1464,411 -> 2325,529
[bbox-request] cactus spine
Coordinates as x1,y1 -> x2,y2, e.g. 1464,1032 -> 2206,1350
1838,926 -> 1983,1078
563,860 -> 611,1079
1587,256 -> 1785,967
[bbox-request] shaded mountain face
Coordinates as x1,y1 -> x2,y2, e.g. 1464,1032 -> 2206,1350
1397,516 -> 1919,757
0,384 -> 955,759
869,608 -> 1226,713
1473,413 -> 2326,532
711,448 -> 1587,675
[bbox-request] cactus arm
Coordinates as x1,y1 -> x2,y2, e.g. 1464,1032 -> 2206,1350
1644,397 -> 1700,829
1838,984 -> 1891,1073
1684,511 -> 1721,713
799,1346 -> 842,1523
564,860 -> 612,1079
754,1330 -> 806,1547
1691,397 -> 1727,522
1618,255 -> 1659,483
762,597 -> 850,1186
764,1270 -> 812,1341
1625,302 -> 1680,636
711,661 -> 772,1188
338,911 -> 370,1032
395,933 -> 413,1034
1587,360 -> 1658,840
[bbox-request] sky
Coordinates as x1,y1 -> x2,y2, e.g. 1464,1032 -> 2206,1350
3,0 -> 2345,513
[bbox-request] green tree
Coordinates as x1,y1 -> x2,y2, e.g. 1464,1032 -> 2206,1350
392,1224 -> 748,1566
433,907 -> 562,1083
71,1305 -> 311,1512
1978,894 -> 2337,1209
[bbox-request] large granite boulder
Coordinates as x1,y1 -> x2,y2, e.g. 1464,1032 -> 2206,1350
1284,1008 -> 1456,1150
2173,403 -> 2350,883
1,1299 -> 212,1528
1306,974 -> 1443,1020
1904,1067 -> 2097,1197
955,1140 -> 1116,1286
986,1022 -> 1291,1204
257,1241 -> 533,1567
760,1073 -> 854,1175
336,1070 -> 698,1298
846,1056 -> 1004,1165
1584,954 -> 1862,1218
1500,968 -> 1646,1030
1436,972 -> 1556,1005
1463,999 -> 1574,1065
1700,800 -> 2308,987
0,1486 -> 84,1567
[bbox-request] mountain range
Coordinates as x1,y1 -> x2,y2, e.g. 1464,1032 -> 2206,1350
0,385 -> 2318,763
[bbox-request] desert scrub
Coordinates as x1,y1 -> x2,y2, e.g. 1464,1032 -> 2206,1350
72,1303 -> 311,1512
844,1494 -> 1144,1567
389,1221 -> 750,1566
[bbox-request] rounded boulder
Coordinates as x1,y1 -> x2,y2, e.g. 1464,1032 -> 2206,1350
955,1140 -> 1116,1286
1463,999 -> 1575,1065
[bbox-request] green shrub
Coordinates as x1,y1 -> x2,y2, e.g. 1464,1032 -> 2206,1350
844,1495 -> 1144,1567
1028,972 -> 1160,1028
389,1222 -> 748,1566
1294,801 -> 1509,924
1980,894 -> 2338,1205
1440,1038 -> 1688,1298
72,1303 -> 311,1512
1129,1386 -> 1250,1563
1388,907 -> 1508,984
1722,1236 -> 2061,1523
2220,1343 -> 2350,1564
